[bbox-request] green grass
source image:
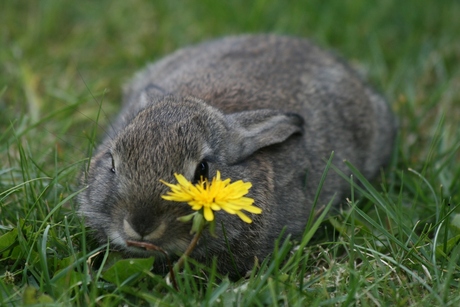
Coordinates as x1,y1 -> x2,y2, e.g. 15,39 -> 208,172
1,0 -> 460,305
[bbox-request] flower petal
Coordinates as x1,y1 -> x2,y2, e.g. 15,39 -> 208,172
235,210 -> 252,223
203,206 -> 215,221
220,206 -> 237,214
175,173 -> 192,187
242,205 -> 262,214
210,203 -> 222,211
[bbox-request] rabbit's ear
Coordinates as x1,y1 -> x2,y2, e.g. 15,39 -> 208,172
224,110 -> 304,164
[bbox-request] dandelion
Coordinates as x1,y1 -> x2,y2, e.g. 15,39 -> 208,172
155,171 -> 262,288
161,171 -> 262,223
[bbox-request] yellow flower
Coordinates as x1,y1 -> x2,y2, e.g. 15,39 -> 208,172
161,171 -> 262,223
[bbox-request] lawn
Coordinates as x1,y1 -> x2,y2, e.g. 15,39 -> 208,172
1,0 -> 460,305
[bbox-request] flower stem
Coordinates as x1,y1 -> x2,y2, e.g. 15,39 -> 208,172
157,225 -> 204,292
173,226 -> 204,272
155,227 -> 204,292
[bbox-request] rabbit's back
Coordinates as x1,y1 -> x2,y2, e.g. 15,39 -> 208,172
123,34 -> 395,184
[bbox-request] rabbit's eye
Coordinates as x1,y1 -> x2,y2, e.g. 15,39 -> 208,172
193,160 -> 208,183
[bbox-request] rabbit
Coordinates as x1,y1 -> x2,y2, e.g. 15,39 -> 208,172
78,34 -> 396,280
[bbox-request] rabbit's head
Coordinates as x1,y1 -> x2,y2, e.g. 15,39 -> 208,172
78,95 -> 304,258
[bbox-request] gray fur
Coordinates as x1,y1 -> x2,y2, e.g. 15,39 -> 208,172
78,35 -> 396,279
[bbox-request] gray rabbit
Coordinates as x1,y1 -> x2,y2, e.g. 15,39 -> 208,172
78,35 -> 396,279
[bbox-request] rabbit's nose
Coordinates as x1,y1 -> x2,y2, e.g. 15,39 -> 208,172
123,218 -> 166,241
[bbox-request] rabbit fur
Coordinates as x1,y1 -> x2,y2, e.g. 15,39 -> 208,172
78,34 -> 396,279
